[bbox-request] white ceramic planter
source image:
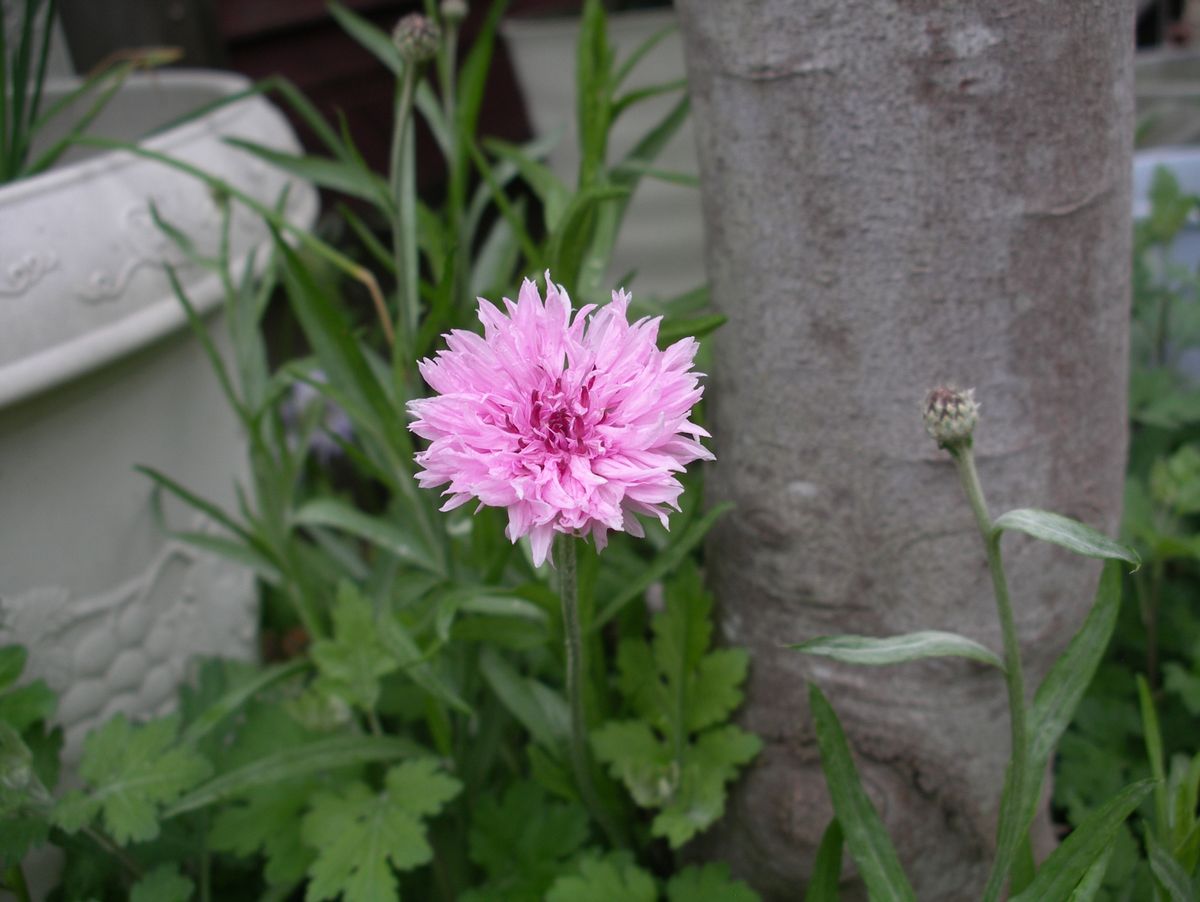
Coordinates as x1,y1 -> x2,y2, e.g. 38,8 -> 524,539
502,9 -> 703,301
0,70 -> 317,759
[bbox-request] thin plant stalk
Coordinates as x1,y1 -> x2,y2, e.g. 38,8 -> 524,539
951,444 -> 1029,902
389,61 -> 419,357
555,533 -> 622,846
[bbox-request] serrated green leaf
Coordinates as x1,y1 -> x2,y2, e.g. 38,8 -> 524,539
666,861 -> 759,902
466,780 -> 589,899
651,724 -> 761,847
592,720 -> 673,808
0,815 -> 48,867
793,631 -> 1004,670
210,780 -> 315,885
1010,780 -> 1155,902
129,864 -> 194,902
311,582 -> 400,712
302,760 -> 460,902
687,649 -> 750,732
809,684 -> 916,902
545,852 -> 656,902
992,509 -> 1140,566
804,818 -> 844,901
55,714 -> 211,844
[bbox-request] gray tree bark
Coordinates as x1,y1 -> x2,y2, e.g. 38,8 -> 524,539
674,2 -> 1135,899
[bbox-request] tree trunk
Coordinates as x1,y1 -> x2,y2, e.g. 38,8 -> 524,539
674,3 -> 1134,898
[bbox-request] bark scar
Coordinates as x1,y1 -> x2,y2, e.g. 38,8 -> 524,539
1023,183 -> 1114,218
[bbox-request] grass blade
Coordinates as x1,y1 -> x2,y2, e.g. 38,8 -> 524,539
792,631 -> 1004,670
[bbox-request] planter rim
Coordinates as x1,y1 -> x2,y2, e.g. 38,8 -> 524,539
0,69 -> 316,409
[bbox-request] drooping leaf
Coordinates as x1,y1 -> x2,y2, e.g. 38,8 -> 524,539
792,631 -> 1003,671
991,509 -> 1140,566
1147,832 -> 1194,902
210,778 -> 315,886
808,684 -> 916,902
302,759 -> 461,902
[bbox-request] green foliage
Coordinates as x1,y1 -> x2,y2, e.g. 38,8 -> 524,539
592,563 -> 760,847
52,714 -> 211,844
312,581 -> 402,712
464,780 -> 590,900
545,852 -> 656,902
301,759 -> 461,902
129,864 -> 195,902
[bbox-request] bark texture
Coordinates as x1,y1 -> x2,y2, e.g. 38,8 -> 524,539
674,2 -> 1134,899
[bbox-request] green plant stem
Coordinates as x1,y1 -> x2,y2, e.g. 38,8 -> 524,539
556,533 -> 621,846
84,824 -> 142,881
389,61 -> 419,358
952,444 -> 1029,902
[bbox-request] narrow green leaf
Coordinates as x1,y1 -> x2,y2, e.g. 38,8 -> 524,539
804,818 -> 844,902
163,735 -> 423,817
1009,780 -> 1155,902
1065,838 -> 1115,902
592,502 -> 732,631
226,138 -> 390,208
1137,674 -> 1170,840
479,648 -> 568,752
292,499 -> 441,576
808,684 -> 916,902
1148,832 -> 1194,902
327,0 -> 405,76
180,660 -> 306,747
992,509 -> 1140,566
1022,562 -> 1122,830
657,313 -> 726,347
792,631 -> 1003,671
612,22 -> 675,90
613,78 -> 688,119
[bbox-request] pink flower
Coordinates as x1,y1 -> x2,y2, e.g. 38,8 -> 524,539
408,272 -> 714,566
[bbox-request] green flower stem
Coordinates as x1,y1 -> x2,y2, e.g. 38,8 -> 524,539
389,61 -> 420,358
952,444 -> 1028,902
556,533 -> 622,846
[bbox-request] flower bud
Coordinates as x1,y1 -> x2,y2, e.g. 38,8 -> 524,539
924,386 -> 979,449
392,13 -> 441,64
440,0 -> 468,24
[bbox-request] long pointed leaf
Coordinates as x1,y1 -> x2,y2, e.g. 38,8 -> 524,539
804,818 -> 844,902
180,660 -> 307,746
1022,561 -> 1122,830
793,631 -> 1003,670
809,684 -> 916,902
292,499 -> 442,577
1009,780 -> 1155,902
992,509 -> 1140,566
162,735 -> 423,817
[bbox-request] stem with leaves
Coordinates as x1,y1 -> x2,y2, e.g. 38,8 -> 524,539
949,443 -> 1029,902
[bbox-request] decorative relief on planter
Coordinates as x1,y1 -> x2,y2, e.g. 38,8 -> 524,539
0,522 -> 258,762
0,251 -> 59,297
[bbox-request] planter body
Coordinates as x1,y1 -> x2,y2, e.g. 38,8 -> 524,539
503,9 -> 703,301
675,2 -> 1133,898
0,71 -> 317,760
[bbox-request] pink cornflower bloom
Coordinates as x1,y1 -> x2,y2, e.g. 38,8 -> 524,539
408,272 -> 714,566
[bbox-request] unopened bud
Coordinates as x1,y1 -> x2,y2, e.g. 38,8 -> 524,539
393,13 -> 441,63
924,386 -> 979,449
440,0 -> 468,24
